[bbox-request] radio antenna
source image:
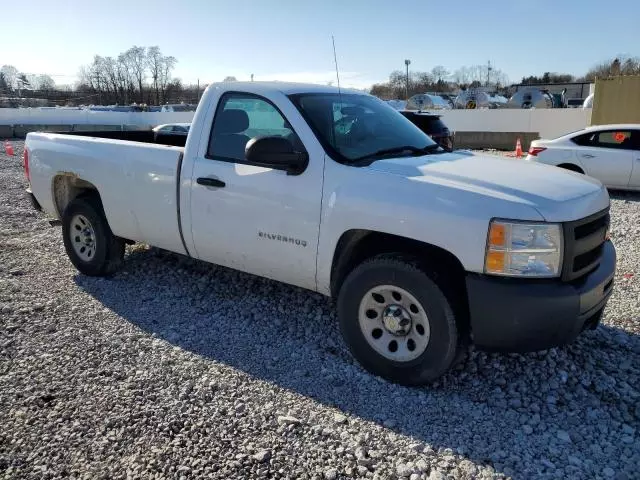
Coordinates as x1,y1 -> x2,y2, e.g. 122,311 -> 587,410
332,36 -> 342,95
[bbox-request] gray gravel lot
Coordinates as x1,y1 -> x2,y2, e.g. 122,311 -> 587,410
1,141 -> 639,479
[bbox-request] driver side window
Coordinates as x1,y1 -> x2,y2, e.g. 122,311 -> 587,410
207,93 -> 303,162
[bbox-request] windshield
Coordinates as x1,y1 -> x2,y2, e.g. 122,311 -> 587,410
289,93 -> 437,164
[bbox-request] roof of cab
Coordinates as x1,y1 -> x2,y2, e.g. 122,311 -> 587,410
207,81 -> 368,96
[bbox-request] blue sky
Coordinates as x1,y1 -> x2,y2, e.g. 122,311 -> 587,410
4,0 -> 639,89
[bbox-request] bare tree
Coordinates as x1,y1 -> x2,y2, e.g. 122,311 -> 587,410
76,45 -> 179,105
91,56 -> 107,101
17,74 -> 32,92
452,66 -> 472,86
126,46 -> 147,103
431,66 -> 449,83
370,70 -> 454,99
165,78 -> 183,102
24,74 -> 55,91
77,65 -> 92,88
453,64 -> 508,89
158,55 -> 177,104
117,53 -> 136,103
147,46 -> 162,104
583,55 -> 640,81
620,57 -> 640,75
78,55 -> 112,104
223,76 -> 238,82
146,47 -> 177,104
102,57 -> 122,102
0,72 -> 9,93
492,70 -> 509,88
0,65 -> 18,90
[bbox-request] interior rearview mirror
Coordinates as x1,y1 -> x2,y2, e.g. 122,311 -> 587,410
245,136 -> 308,175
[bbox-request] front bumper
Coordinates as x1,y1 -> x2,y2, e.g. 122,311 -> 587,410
466,240 -> 616,352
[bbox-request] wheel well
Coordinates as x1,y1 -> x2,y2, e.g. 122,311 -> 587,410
331,230 -> 467,295
52,174 -> 100,218
330,230 -> 469,331
557,163 -> 584,174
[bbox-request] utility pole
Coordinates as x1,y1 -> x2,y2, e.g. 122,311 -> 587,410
404,59 -> 411,99
197,78 -> 200,102
251,74 -> 254,82
486,60 -> 492,87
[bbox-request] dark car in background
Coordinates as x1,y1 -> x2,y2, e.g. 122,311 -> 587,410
152,123 -> 191,135
400,110 -> 454,151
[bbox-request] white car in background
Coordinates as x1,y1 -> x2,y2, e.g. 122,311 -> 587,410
526,124 -> 640,191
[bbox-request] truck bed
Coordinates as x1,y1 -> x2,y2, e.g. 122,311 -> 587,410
61,130 -> 187,148
27,131 -> 187,255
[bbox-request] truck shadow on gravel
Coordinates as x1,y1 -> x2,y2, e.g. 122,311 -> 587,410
75,247 -> 640,478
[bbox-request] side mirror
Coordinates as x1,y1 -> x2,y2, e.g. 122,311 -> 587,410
245,136 -> 308,175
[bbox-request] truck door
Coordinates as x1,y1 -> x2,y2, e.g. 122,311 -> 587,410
187,91 -> 324,291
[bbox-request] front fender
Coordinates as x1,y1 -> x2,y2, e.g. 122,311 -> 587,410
315,162 -> 544,296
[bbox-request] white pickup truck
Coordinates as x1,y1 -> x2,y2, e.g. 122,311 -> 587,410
24,82 -> 616,385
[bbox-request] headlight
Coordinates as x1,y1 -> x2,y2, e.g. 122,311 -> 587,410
485,220 -> 563,277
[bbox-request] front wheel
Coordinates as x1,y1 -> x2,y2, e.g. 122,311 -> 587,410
338,255 -> 460,385
61,195 -> 125,276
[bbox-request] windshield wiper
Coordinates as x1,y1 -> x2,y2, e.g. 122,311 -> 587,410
352,144 -> 441,164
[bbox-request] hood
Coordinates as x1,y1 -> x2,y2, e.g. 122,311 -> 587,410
366,150 -> 609,222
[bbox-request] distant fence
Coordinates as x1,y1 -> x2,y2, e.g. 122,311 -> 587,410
0,107 -> 593,148
440,108 -> 592,139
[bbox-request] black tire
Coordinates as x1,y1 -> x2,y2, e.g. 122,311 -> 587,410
337,255 -> 460,386
61,195 -> 125,276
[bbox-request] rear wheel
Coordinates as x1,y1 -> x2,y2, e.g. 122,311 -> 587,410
338,255 -> 461,385
62,196 -> 125,276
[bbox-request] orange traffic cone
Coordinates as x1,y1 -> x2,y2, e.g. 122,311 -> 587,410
4,140 -> 14,157
514,138 -> 523,158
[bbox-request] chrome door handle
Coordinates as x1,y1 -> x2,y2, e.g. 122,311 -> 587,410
580,154 -> 595,159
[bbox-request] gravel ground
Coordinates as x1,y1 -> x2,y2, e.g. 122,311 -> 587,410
1,140 -> 639,480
